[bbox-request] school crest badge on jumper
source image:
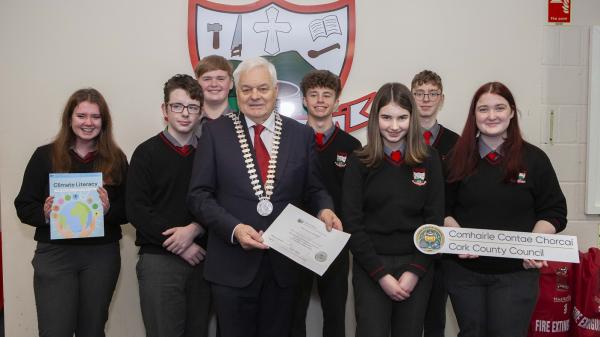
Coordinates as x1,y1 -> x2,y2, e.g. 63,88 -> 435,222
412,168 -> 427,186
334,151 -> 348,168
188,0 -> 375,133
517,171 -> 527,184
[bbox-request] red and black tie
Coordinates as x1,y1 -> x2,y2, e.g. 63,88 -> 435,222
486,151 -> 499,162
253,124 -> 271,183
390,150 -> 402,163
315,132 -> 325,146
423,130 -> 433,145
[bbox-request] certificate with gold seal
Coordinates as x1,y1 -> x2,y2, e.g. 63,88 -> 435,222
262,204 -> 350,276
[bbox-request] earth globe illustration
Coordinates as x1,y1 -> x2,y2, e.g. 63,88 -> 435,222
52,194 -> 100,238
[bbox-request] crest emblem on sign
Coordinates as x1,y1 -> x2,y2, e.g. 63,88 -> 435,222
188,0 -> 374,132
414,224 -> 444,255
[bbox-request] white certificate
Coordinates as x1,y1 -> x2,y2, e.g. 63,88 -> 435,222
262,204 -> 350,276
413,225 -> 579,263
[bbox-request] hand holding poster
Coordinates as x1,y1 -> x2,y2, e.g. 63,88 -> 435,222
414,225 -> 579,263
49,173 -> 104,239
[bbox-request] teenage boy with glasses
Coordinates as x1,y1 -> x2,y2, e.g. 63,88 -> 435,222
411,70 -> 459,337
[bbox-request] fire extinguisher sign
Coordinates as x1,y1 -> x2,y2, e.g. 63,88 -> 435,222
548,0 -> 571,24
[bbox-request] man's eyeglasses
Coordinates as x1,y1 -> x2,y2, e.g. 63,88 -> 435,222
168,103 -> 201,115
413,91 -> 442,101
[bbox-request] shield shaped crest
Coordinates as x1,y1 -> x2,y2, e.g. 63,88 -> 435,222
188,0 -> 356,120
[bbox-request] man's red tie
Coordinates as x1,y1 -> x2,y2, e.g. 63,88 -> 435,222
424,130 -> 433,145
390,150 -> 402,163
315,132 -> 325,146
253,124 -> 271,183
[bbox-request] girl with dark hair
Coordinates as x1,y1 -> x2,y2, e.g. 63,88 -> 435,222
14,88 -> 128,337
342,83 -> 444,337
444,82 -> 567,337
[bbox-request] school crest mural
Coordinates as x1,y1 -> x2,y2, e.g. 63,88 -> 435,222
188,0 -> 374,132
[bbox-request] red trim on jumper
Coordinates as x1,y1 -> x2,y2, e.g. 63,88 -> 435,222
369,265 -> 385,277
316,127 -> 340,152
159,133 -> 195,157
410,263 -> 426,272
70,149 -> 97,164
431,126 -> 445,148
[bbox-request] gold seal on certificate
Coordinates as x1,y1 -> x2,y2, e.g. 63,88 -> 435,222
315,251 -> 328,263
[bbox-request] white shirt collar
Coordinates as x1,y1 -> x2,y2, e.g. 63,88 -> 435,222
244,112 -> 276,133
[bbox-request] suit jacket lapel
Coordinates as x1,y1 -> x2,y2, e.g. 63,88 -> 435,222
236,115 -> 261,197
273,117 -> 292,196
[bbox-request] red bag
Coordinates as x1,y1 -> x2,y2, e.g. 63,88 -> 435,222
572,248 -> 600,337
528,262 -> 574,337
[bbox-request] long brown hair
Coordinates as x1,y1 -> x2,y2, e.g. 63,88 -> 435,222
356,82 -> 427,167
447,82 -> 524,183
51,88 -> 126,185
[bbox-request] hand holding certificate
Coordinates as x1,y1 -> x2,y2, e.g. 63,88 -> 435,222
262,204 -> 350,276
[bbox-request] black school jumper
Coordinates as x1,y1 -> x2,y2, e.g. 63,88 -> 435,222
127,132 -> 211,337
343,148 -> 444,337
444,141 -> 567,337
14,144 -> 127,337
424,123 -> 459,337
290,126 -> 361,337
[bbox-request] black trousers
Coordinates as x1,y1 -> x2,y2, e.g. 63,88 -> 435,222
211,256 -> 296,337
32,242 -> 120,337
353,254 -> 433,337
423,259 -> 448,337
136,253 -> 211,337
290,248 -> 349,337
443,259 -> 539,337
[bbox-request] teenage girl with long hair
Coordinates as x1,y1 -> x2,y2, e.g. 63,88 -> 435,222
15,88 -> 128,337
444,82 -> 567,337
343,82 -> 444,337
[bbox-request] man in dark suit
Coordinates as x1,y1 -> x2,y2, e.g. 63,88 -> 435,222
188,57 -> 342,337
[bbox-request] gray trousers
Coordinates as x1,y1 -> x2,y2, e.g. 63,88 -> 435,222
32,242 -> 120,337
443,259 -> 540,337
136,253 -> 211,337
352,254 -> 433,337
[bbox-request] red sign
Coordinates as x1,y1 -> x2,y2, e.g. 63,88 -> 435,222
548,0 -> 571,23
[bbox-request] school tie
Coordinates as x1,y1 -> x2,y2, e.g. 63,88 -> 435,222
315,132 -> 325,146
486,151 -> 499,162
423,130 -> 433,145
176,144 -> 193,156
390,150 -> 402,163
253,124 -> 270,183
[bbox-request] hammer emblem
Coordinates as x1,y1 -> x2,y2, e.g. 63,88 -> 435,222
207,23 -> 222,49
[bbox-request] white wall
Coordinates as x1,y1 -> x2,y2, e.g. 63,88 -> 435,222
1,1 -> 599,336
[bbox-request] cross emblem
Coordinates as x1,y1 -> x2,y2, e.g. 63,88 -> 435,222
253,7 -> 291,55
